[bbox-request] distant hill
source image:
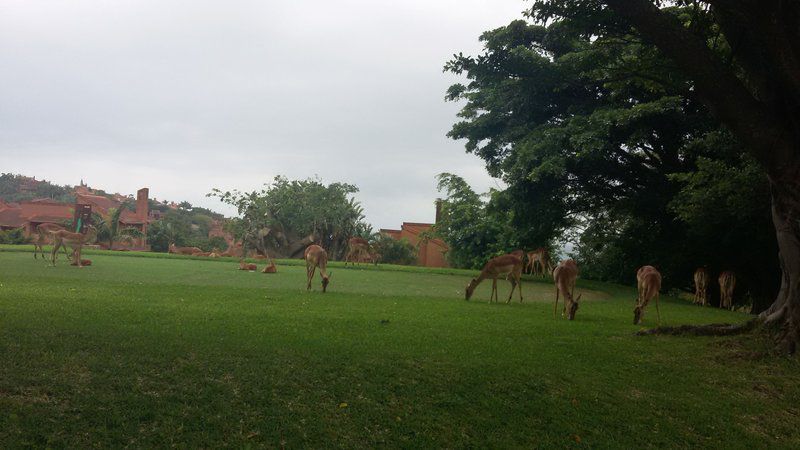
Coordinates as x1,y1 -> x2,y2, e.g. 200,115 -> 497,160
0,173 -> 224,220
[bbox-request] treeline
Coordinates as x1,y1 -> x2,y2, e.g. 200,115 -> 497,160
436,6 -> 778,311
0,173 -> 75,203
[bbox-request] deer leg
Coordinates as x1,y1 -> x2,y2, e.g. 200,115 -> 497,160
51,238 -> 61,266
518,273 -> 523,303
554,288 -> 559,318
506,277 -> 515,304
655,293 -> 661,326
74,244 -> 83,268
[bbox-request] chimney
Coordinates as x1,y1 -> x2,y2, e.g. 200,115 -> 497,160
435,198 -> 443,224
136,188 -> 149,220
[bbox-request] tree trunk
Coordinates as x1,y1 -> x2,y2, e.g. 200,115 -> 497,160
759,170 -> 800,353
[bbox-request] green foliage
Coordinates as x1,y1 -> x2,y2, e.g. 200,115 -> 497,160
434,173 -> 515,269
669,155 -> 778,310
0,173 -> 74,203
445,7 -> 777,306
0,227 -> 28,244
209,176 -> 369,259
371,234 -> 417,266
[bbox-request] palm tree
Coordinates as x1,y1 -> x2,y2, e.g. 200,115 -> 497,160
94,202 -> 143,249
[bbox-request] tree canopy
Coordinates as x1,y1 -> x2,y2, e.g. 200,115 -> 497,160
448,0 -> 800,351
209,176 -> 370,259
444,3 -> 780,309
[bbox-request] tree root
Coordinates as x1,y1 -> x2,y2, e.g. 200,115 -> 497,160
635,319 -> 761,337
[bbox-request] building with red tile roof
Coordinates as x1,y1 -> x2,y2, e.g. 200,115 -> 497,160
380,204 -> 450,268
0,184 -> 150,250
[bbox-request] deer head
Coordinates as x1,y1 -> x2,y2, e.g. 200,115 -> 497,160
322,272 -> 331,293
633,303 -> 643,325
465,278 -> 479,300
567,293 -> 582,320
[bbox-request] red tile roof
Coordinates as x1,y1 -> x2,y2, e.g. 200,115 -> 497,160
75,193 -> 118,214
0,208 -> 25,228
120,209 -> 145,224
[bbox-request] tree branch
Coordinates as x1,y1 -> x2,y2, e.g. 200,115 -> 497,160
603,0 -> 793,174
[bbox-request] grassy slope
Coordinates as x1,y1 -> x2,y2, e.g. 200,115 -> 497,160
0,249 -> 798,448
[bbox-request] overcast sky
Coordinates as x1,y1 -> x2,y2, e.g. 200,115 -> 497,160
0,0 -> 525,230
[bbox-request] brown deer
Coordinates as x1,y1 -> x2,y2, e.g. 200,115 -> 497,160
70,259 -> 92,266
344,237 -> 370,266
261,258 -> 277,273
305,244 -> 331,292
634,266 -> 662,325
34,223 -> 70,260
50,225 -> 97,267
169,243 -> 203,255
553,259 -> 581,320
693,267 -> 709,306
718,271 -> 736,310
527,247 -> 553,277
465,254 -> 524,303
238,258 -> 257,271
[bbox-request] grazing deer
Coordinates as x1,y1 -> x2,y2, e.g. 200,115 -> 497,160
465,254 -> 524,303
169,243 -> 203,255
70,259 -> 92,266
366,251 -> 381,266
634,266 -> 662,325
238,258 -> 257,271
527,248 -> 553,277
552,259 -> 581,320
305,244 -> 331,292
34,223 -> 70,260
261,257 -> 277,273
718,271 -> 736,310
50,225 -> 97,267
345,237 -> 370,266
693,267 -> 709,306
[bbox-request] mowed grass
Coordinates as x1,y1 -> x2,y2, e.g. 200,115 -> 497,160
1,249 -> 798,448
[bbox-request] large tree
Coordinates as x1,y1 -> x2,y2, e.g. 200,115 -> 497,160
531,1 -> 799,351
209,176 -> 370,260
445,5 -> 778,305
448,1 -> 799,351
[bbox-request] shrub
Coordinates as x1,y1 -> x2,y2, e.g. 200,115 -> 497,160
0,227 -> 29,244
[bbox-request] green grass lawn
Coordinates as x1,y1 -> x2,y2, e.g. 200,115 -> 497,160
1,248 -> 798,448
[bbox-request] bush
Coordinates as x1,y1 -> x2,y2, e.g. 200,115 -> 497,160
0,228 -> 29,244
372,235 -> 417,266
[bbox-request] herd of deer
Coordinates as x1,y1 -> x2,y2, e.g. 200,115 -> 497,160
32,224 -> 737,318
464,249 -> 737,326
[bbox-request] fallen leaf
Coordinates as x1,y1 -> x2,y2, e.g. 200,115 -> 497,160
339,402 -> 348,408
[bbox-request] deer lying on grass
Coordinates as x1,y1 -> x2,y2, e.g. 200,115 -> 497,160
238,258 -> 258,271
305,244 -> 331,292
718,270 -> 736,310
261,258 -> 277,273
527,248 -> 553,277
34,223 -> 71,260
693,267 -> 709,306
553,259 -> 581,320
465,254 -> 524,303
169,243 -> 203,255
50,225 -> 97,268
634,266 -> 662,325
